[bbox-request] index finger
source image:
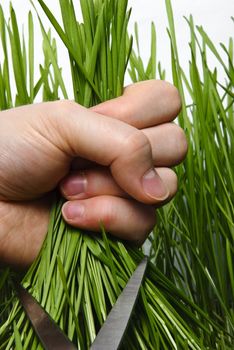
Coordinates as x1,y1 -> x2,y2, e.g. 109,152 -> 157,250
92,80 -> 181,128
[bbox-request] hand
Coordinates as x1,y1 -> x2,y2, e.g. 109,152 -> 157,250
0,80 -> 187,268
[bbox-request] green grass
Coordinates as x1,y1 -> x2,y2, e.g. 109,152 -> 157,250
0,0 -> 233,349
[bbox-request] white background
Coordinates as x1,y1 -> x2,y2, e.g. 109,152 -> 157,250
1,0 -> 233,95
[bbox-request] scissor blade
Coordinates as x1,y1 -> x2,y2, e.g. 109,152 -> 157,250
15,282 -> 77,350
90,257 -> 148,350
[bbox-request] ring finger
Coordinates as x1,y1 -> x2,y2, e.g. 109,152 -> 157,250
62,195 -> 156,244
60,166 -> 177,205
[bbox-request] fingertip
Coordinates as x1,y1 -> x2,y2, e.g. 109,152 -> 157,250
61,196 -> 156,244
142,169 -> 169,201
62,201 -> 85,223
60,172 -> 87,199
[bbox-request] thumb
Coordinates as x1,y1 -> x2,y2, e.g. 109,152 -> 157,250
44,100 -> 168,204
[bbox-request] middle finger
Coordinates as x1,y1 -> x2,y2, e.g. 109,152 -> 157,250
71,122 -> 187,170
143,123 -> 188,166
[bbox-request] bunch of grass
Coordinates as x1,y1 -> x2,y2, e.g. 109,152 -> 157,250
129,1 -> 234,346
0,0 -> 233,349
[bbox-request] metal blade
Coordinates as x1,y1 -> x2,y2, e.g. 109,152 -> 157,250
90,257 -> 148,350
15,282 -> 77,350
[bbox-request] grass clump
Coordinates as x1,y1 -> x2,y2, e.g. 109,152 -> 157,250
0,0 -> 233,349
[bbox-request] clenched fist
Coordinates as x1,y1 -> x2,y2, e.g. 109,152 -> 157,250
0,80 -> 187,267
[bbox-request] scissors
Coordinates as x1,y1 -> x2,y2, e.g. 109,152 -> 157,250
15,257 -> 148,350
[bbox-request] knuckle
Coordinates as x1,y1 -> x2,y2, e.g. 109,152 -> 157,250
171,86 -> 182,115
162,81 -> 182,116
117,97 -> 133,122
124,130 -> 151,157
147,209 -> 157,229
46,100 -> 78,126
134,233 -> 148,246
173,170 -> 178,188
43,100 -> 82,155
144,212 -> 157,236
54,99 -> 77,111
174,125 -> 188,160
169,169 -> 178,194
49,100 -> 80,122
135,209 -> 156,244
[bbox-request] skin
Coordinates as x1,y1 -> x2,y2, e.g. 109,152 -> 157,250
0,80 -> 187,268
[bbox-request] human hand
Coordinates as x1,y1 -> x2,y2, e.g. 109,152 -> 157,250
0,80 -> 187,268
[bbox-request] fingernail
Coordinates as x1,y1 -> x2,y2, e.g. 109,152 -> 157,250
62,173 -> 87,196
63,202 -> 85,220
142,169 -> 169,200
